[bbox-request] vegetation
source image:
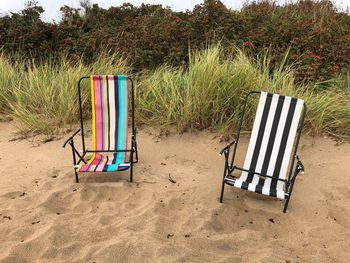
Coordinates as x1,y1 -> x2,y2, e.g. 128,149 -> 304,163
0,0 -> 349,82
0,0 -> 349,138
0,46 -> 349,137
0,53 -> 128,134
137,46 -> 350,137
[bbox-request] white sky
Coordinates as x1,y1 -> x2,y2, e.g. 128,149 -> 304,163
0,0 -> 349,21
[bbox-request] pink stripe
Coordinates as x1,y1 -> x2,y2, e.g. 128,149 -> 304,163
107,153 -> 115,165
95,158 -> 105,172
94,76 -> 103,150
79,164 -> 88,172
91,154 -> 102,165
93,153 -> 105,172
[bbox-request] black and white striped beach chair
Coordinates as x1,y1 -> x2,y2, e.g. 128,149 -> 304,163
219,91 -> 306,213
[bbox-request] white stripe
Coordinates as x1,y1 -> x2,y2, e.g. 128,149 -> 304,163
276,99 -> 304,191
234,179 -> 243,188
108,76 -> 116,151
262,96 -> 292,196
239,92 -> 267,183
276,190 -> 285,199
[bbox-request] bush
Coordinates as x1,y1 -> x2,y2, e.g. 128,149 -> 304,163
0,0 -> 349,82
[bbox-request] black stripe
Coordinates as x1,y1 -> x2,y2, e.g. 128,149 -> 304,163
113,76 -> 119,164
102,155 -> 109,172
241,182 -> 249,190
256,96 -> 285,193
99,76 -> 104,150
246,93 -> 273,184
269,98 -> 297,195
106,76 -> 111,150
112,153 -> 117,166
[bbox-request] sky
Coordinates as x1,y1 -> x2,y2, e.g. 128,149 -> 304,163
0,0 -> 349,21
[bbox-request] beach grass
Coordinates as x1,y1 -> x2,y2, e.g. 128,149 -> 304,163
137,46 -> 350,137
0,52 -> 128,134
0,46 -> 349,137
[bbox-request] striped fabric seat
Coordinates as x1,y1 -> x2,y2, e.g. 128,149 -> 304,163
76,75 -> 130,173
225,92 -> 304,199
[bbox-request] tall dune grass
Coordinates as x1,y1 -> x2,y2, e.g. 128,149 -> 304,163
0,46 -> 349,137
137,46 -> 350,137
0,53 -> 129,134
0,53 -> 22,114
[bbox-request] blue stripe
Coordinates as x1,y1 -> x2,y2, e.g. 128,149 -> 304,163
117,75 -> 127,161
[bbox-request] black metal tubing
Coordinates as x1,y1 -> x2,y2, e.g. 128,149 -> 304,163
69,139 -> 79,183
62,129 -> 81,148
85,149 -> 133,153
76,152 -> 87,165
219,91 -> 306,213
283,162 -> 300,212
77,76 -> 90,152
220,91 -> 260,203
286,104 -> 307,184
282,104 -> 306,213
229,166 -> 287,183
63,75 -> 138,183
219,142 -> 231,203
131,127 -> 138,164
229,91 -> 261,169
219,139 -> 236,155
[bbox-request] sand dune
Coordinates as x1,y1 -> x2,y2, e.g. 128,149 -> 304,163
1,122 -> 350,262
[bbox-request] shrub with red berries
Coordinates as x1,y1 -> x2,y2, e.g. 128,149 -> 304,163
0,0 -> 349,82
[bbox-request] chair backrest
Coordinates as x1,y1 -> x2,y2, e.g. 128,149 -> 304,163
90,75 -> 129,160
240,91 -> 305,185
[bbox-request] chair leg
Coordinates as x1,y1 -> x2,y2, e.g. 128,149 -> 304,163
74,170 -> 79,183
220,180 -> 226,203
130,163 -> 133,183
283,197 -> 290,213
283,177 -> 296,213
69,141 -> 79,183
220,158 -> 228,203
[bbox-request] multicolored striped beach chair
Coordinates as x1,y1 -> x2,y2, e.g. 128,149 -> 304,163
63,75 -> 138,183
219,91 -> 306,212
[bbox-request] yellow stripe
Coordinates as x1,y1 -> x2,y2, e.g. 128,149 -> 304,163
75,162 -> 83,172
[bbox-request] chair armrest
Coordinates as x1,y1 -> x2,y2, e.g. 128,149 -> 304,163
132,127 -> 137,140
219,139 -> 236,156
62,129 -> 81,148
288,155 -> 305,185
296,155 -> 305,174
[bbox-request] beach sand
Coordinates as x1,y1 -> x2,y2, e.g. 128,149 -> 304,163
0,122 -> 350,262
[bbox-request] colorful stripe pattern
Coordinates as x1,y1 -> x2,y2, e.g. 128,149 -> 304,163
225,92 -> 304,199
77,75 -> 130,172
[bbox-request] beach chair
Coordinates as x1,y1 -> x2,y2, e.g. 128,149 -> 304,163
63,75 -> 138,183
219,91 -> 306,212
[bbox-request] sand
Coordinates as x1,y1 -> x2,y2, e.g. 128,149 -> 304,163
0,122 -> 350,263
